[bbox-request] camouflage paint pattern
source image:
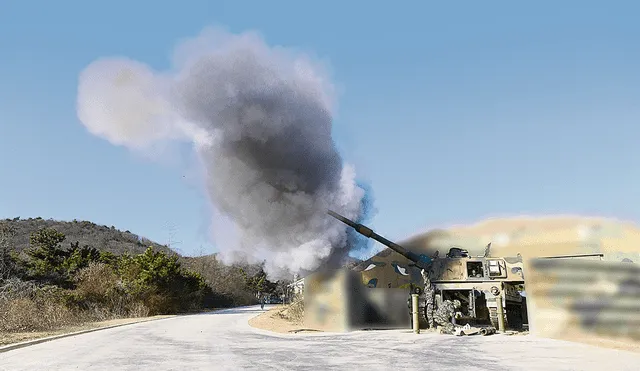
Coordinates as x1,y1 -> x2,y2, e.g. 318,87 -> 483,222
355,248 -> 423,290
422,269 -> 436,328
433,300 -> 460,334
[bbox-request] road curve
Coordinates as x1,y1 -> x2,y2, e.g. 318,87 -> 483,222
1,305 -> 639,371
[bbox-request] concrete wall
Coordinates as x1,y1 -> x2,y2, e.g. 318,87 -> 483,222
526,258 -> 640,349
303,268 -> 411,332
303,269 -> 358,332
363,289 -> 411,329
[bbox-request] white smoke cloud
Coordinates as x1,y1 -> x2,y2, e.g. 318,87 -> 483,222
493,233 -> 511,247
76,27 -> 367,279
577,225 -> 591,241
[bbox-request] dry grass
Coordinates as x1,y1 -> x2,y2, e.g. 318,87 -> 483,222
278,295 -> 304,324
72,262 -> 150,320
0,264 -> 153,335
0,279 -> 81,333
75,262 -> 118,298
0,297 -> 80,333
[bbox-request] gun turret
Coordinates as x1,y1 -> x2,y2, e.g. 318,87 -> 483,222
327,210 -> 432,269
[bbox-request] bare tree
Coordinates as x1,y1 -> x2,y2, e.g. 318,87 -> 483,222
195,245 -> 209,272
0,223 -> 16,279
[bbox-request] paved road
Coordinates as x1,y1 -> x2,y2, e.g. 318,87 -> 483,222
1,305 -> 639,371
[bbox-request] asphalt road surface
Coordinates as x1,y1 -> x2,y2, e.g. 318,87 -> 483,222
1,305 -> 639,371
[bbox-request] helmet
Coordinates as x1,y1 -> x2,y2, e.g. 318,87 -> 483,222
453,300 -> 462,308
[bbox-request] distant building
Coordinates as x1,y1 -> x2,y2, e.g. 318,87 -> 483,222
286,275 -> 305,300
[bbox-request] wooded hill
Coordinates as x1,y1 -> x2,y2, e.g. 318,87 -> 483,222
2,217 -> 174,256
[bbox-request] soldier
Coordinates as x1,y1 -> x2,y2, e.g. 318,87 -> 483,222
434,299 -> 462,334
421,268 -> 436,329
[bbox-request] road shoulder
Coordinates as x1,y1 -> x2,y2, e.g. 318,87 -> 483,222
0,315 -> 175,353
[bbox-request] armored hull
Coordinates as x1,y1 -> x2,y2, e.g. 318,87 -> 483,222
327,210 -> 527,331
359,248 -> 527,330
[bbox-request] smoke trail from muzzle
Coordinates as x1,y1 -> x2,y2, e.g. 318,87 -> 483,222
76,27 -> 371,278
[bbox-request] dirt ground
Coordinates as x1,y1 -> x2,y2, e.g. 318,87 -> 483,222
248,306 -> 320,334
556,329 -> 640,354
0,315 -> 175,346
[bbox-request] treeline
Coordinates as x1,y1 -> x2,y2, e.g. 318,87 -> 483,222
0,223 -> 286,333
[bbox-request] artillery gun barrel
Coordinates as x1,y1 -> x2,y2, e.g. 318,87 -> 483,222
327,210 -> 427,267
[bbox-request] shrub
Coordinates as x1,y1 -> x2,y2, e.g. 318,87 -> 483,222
69,262 -> 151,320
0,278 -> 79,332
0,297 -> 79,332
74,262 -> 118,299
115,247 -> 213,315
62,242 -> 102,276
0,278 -> 39,301
1,225 -> 274,333
19,228 -> 70,285
0,223 -> 18,280
278,293 -> 304,324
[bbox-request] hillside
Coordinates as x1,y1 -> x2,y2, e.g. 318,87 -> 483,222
399,215 -> 640,263
1,217 -> 175,256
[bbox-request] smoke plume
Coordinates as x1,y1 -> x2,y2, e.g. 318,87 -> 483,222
76,28 -> 371,278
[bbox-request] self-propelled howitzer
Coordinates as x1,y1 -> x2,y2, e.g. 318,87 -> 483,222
327,210 -> 528,331
327,210 -> 433,269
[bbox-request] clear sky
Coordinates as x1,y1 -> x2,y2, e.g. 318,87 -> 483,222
1,1 -> 639,257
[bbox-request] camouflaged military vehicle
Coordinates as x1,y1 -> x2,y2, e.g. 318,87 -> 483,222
424,247 -> 527,330
328,210 -> 527,330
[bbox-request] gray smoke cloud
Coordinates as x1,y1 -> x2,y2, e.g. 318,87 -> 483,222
76,27 -> 368,279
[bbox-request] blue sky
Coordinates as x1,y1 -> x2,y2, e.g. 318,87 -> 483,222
1,1 -> 639,257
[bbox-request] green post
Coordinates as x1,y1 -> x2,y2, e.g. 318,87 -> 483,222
411,294 -> 420,334
496,293 -> 506,332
